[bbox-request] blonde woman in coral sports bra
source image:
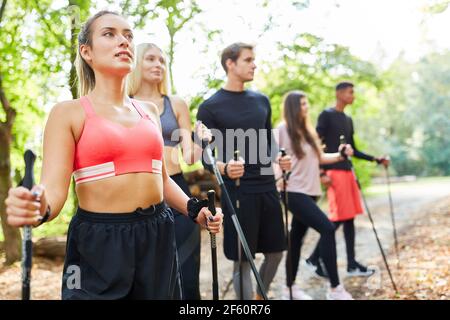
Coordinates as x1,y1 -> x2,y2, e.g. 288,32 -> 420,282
4,10 -> 222,300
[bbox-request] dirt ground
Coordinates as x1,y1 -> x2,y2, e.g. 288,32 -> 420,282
1,181 -> 449,300
361,198 -> 449,300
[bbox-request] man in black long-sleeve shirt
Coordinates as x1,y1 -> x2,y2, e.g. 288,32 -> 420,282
197,43 -> 291,300
307,82 -> 389,277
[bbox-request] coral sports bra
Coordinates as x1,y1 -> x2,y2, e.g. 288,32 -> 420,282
73,96 -> 163,185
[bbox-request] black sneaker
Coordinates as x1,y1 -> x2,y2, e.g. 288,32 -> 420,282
304,258 -> 329,279
347,261 -> 375,277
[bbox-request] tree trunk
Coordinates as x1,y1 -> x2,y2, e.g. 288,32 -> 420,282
1,237 -> 67,259
69,1 -> 78,211
34,236 -> 66,259
0,124 -> 21,264
69,5 -> 77,101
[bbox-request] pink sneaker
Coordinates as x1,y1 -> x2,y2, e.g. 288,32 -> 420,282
326,285 -> 353,300
283,284 -> 312,300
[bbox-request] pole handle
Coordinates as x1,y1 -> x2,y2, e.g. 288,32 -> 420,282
207,190 -> 216,216
280,148 -> 286,174
279,148 -> 291,180
234,150 -> 240,161
23,150 -> 36,189
339,135 -> 349,159
234,150 -> 241,186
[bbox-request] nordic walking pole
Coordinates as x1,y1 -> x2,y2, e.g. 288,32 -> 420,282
340,136 -> 398,293
207,190 -> 219,300
202,141 -> 268,300
280,148 -> 293,300
384,161 -> 400,267
234,150 -> 244,300
21,149 -> 37,300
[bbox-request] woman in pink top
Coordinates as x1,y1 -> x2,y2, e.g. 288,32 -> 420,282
4,11 -> 222,300
275,91 -> 353,300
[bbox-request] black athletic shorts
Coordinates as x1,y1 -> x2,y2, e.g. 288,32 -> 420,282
61,202 -> 182,300
222,183 -> 286,261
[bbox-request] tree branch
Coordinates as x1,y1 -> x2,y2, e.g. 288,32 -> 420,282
176,9 -> 197,32
0,0 -> 7,25
31,0 -> 67,47
133,8 -> 152,28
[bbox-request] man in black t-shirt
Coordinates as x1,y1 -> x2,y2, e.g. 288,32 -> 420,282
306,82 -> 389,278
197,43 -> 291,300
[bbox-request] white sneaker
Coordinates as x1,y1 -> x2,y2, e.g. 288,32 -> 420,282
282,284 -> 312,300
303,258 -> 318,273
326,285 -> 353,300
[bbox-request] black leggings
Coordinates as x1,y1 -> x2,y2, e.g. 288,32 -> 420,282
170,173 -> 201,300
309,218 -> 355,267
284,192 -> 340,288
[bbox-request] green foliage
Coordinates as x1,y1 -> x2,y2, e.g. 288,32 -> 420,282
117,0 -> 203,93
352,137 -> 376,190
414,53 -> 450,175
381,51 -> 450,176
1,1 -> 54,173
257,33 -> 383,127
423,0 -> 450,14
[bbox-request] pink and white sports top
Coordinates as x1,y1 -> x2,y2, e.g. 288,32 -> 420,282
73,96 -> 163,184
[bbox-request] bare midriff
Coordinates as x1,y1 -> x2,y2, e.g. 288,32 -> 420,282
163,145 -> 183,176
76,172 -> 163,213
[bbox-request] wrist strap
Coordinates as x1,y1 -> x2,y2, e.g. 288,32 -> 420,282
187,197 -> 208,222
224,163 -> 229,178
37,204 -> 51,226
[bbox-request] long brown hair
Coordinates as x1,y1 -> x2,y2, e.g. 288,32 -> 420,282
75,10 -> 121,97
283,91 -> 321,159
